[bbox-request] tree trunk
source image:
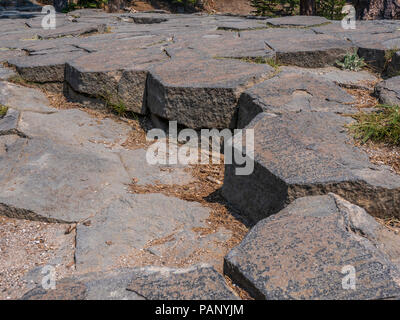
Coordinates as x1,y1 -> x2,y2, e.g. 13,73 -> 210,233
300,0 -> 316,15
354,0 -> 400,19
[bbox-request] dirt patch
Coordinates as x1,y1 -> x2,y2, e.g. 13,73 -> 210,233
0,216 -> 75,300
204,0 -> 253,15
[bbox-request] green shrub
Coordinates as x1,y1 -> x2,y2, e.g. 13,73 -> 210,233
250,0 -> 346,19
0,105 -> 8,118
336,50 -> 366,71
350,105 -> 400,145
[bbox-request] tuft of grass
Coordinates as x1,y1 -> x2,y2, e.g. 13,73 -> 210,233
101,92 -> 128,116
0,105 -> 8,118
336,50 -> 366,71
350,104 -> 400,145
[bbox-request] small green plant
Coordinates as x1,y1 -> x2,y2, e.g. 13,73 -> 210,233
101,92 -> 127,116
0,105 -> 8,118
350,104 -> 400,145
336,50 -> 366,71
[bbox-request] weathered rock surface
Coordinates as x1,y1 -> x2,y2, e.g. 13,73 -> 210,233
0,108 -> 20,136
75,193 -> 230,272
375,75 -> 400,105
224,194 -> 400,300
265,33 -> 354,68
8,51 -> 86,84
265,15 -> 329,27
237,69 -> 356,128
127,264 -> 238,300
223,112 -> 400,223
21,269 -> 143,300
147,58 -> 274,129
0,82 -> 55,113
65,48 -> 167,114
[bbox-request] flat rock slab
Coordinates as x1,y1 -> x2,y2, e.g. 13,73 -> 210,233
8,51 -> 86,83
0,108 -> 20,135
282,66 -> 379,89
224,194 -> 400,300
237,69 -> 356,128
375,76 -> 400,105
147,58 -> 274,129
0,82 -> 55,113
21,269 -> 143,300
223,112 -> 400,223
0,109 -> 133,223
166,30 -> 275,60
266,33 -> 354,68
265,15 -> 329,27
65,48 -> 167,114
75,193 -> 230,272
35,23 -> 106,40
127,264 -> 238,300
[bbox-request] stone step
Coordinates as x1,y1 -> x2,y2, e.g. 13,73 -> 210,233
222,111 -> 400,224
224,194 -> 400,300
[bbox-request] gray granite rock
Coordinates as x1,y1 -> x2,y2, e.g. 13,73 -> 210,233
75,193 -> 229,272
65,48 -> 167,114
21,269 -> 143,300
237,69 -> 356,128
265,33 -> 354,68
223,112 -> 400,223
0,82 -> 55,113
0,108 -> 20,136
8,51 -> 86,84
265,15 -> 329,27
225,194 -> 400,300
375,76 -> 400,106
127,264 -> 238,300
147,57 -> 274,129
0,109 -> 133,223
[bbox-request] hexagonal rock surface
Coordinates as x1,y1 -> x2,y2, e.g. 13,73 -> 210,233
222,112 -> 400,224
224,194 -> 400,300
375,76 -> 400,106
21,269 -> 143,300
127,264 -> 238,300
35,23 -> 106,40
65,48 -> 167,114
0,82 -> 55,113
165,31 -> 275,60
265,33 -> 354,68
237,69 -> 356,128
282,66 -> 379,90
75,193 -> 231,272
0,109 -> 134,223
8,51 -> 86,84
265,15 -> 329,27
147,58 -> 274,129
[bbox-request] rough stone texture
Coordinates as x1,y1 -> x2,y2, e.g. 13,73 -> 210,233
0,109 -> 132,222
283,66 -> 379,90
127,264 -> 238,300
237,69 -> 356,128
0,65 -> 16,80
355,0 -> 400,20
75,193 -> 230,272
0,108 -> 20,136
35,23 -> 107,40
375,75 -> 400,105
224,194 -> 400,300
65,48 -> 167,114
147,58 -> 274,129
265,15 -> 329,27
8,51 -> 86,84
21,269 -> 143,300
223,112 -> 400,224
0,82 -> 55,113
265,33 -> 354,68
165,30 -> 275,60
